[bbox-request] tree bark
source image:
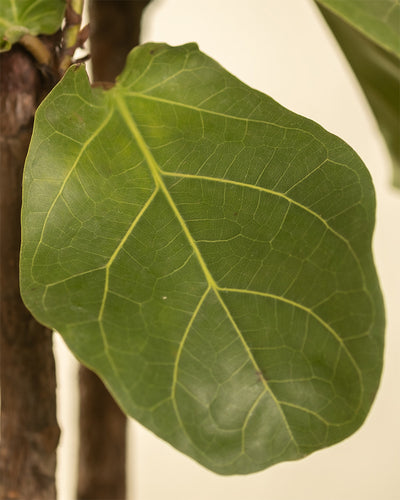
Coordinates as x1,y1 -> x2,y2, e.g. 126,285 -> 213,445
77,2 -> 151,499
0,45 -> 60,500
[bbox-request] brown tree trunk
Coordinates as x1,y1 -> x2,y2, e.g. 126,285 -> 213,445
0,45 -> 60,500
77,2 -> 151,499
77,368 -> 128,500
89,0 -> 152,83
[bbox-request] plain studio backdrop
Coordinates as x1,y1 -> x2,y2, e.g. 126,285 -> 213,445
54,1 -> 400,499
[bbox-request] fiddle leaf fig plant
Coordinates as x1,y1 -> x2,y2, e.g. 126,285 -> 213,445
20,42 -> 385,474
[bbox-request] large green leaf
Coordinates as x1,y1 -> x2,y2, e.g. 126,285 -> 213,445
315,0 -> 400,187
0,0 -> 65,52
20,43 -> 384,474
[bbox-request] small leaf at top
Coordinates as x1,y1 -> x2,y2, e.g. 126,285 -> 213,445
315,0 -> 400,187
0,0 -> 65,52
20,43 -> 385,474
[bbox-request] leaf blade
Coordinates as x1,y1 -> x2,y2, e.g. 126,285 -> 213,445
0,0 -> 65,51
315,0 -> 400,187
316,0 -> 400,57
21,43 -> 384,474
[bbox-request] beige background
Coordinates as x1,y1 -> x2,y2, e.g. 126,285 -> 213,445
55,1 -> 400,498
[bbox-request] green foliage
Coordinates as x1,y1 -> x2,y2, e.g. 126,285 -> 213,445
0,0 -> 65,51
316,0 -> 400,187
316,0 -> 400,55
20,43 -> 384,474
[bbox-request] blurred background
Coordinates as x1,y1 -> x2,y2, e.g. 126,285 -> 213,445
54,1 -> 400,498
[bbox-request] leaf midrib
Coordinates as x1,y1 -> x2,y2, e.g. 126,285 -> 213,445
10,0 -> 18,22
114,92 -> 300,447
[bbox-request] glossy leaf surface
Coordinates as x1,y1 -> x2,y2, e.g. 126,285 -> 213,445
0,0 -> 65,51
20,43 -> 384,474
316,0 -> 400,187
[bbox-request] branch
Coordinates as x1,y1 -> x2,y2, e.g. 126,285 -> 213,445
59,0 -> 86,75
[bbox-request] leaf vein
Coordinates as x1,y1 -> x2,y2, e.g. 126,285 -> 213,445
31,107 -> 114,269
